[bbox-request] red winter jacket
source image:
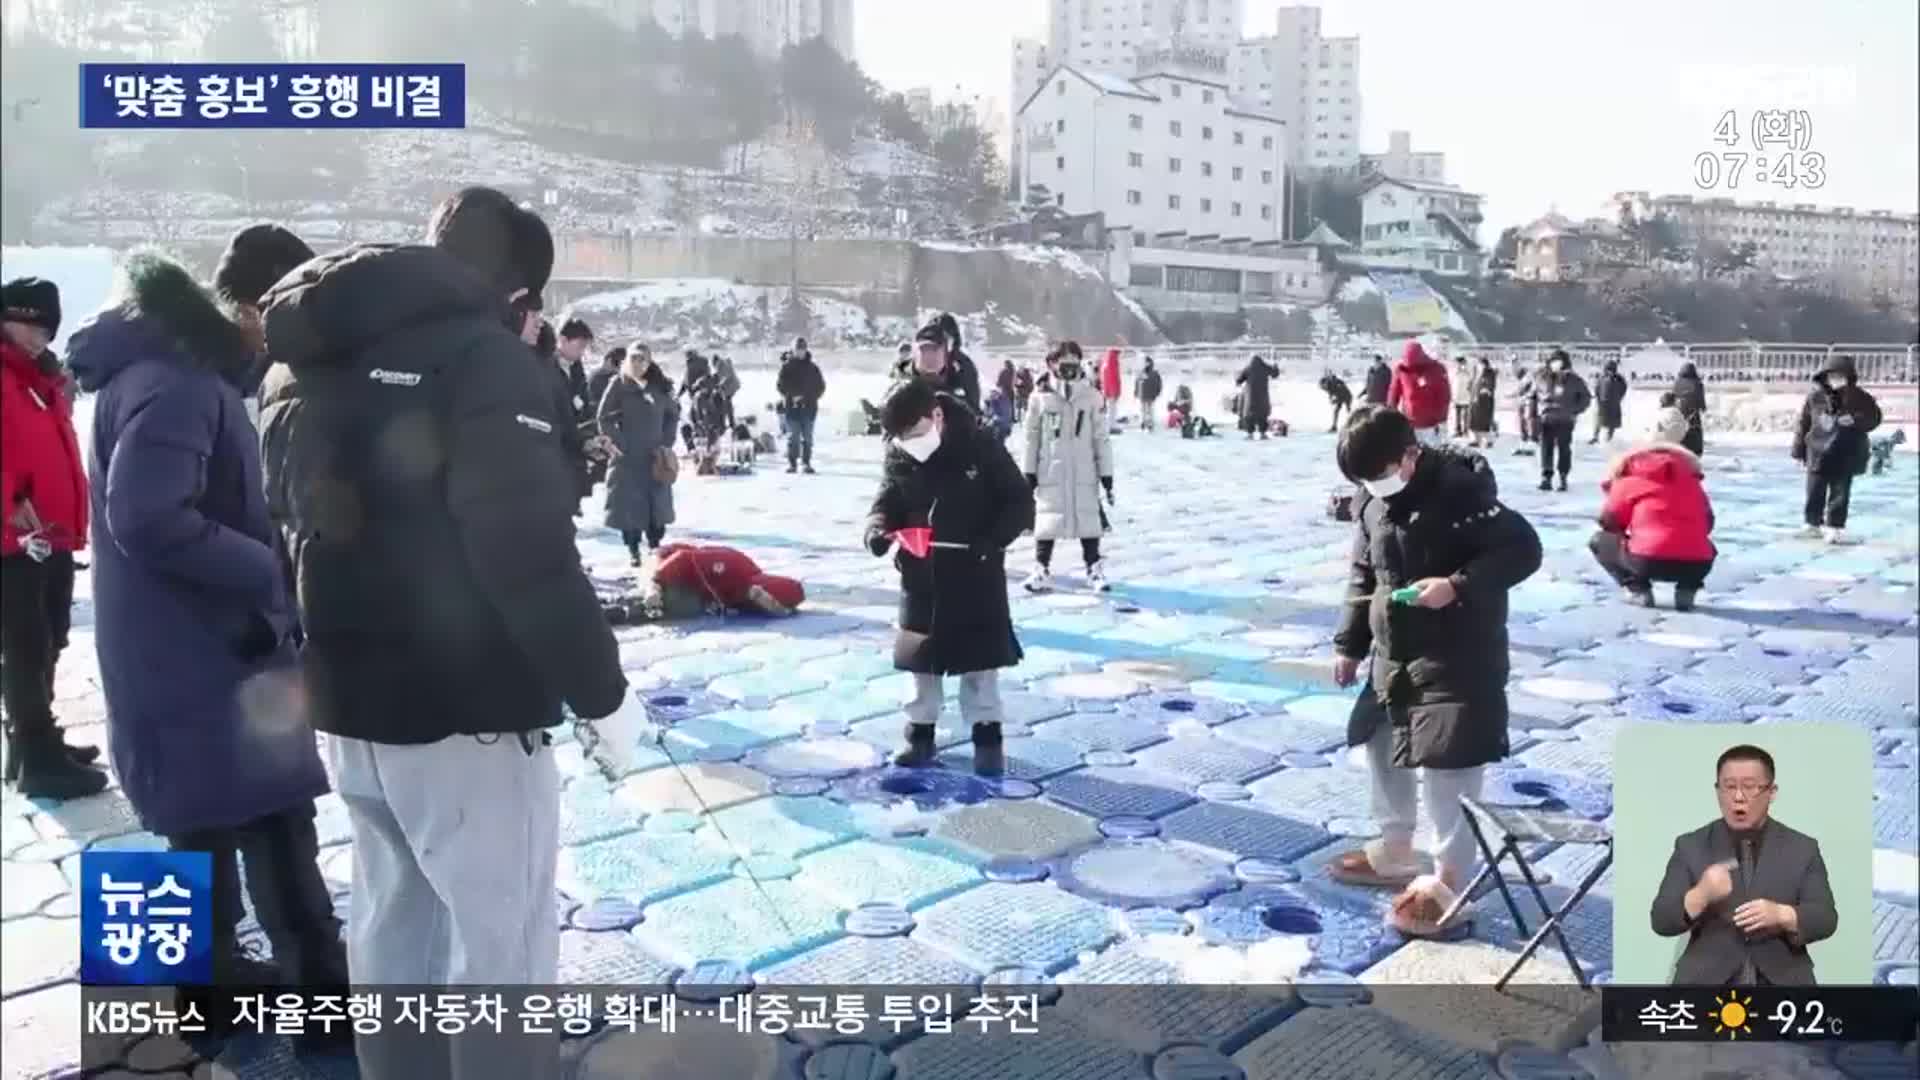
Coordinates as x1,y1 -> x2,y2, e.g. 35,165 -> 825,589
1386,342 -> 1452,429
1599,443 -> 1716,562
1099,349 -> 1123,401
653,543 -> 804,614
1,339 -> 89,556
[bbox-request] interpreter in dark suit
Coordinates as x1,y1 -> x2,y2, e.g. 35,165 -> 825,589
1650,744 -> 1838,986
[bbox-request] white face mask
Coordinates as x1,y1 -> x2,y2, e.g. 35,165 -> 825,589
897,425 -> 941,462
1362,472 -> 1407,499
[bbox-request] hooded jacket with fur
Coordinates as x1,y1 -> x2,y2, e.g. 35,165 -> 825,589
1600,442 -> 1716,562
66,252 -> 327,835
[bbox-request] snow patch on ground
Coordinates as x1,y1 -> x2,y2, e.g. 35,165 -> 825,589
1874,848 -> 1919,903
1337,275 -> 1380,302
1135,932 -> 1313,985
846,800 -> 954,838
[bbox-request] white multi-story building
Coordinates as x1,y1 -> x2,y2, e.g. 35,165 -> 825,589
1015,3 -> 1358,179
1361,130 -> 1445,184
1358,175 -> 1486,276
1615,192 -> 1920,305
1228,5 -> 1359,170
1016,50 -> 1288,242
578,0 -> 853,60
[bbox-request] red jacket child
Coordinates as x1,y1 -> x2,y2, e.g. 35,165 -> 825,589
1599,443 -> 1716,562
1386,341 -> 1452,430
652,543 -> 805,615
1099,348 -> 1123,403
1,338 -> 89,557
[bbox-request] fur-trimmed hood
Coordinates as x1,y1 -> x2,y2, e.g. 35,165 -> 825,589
1606,440 -> 1703,483
66,251 -> 253,394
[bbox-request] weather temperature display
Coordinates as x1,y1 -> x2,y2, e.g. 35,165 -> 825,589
1601,986 -> 1920,1043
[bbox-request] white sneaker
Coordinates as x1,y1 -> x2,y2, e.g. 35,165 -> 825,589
1086,561 -> 1111,592
1023,567 -> 1054,593
1795,525 -> 1824,540
1823,527 -> 1858,546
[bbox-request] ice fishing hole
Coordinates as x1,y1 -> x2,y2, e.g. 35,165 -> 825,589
1161,699 -> 1198,713
879,774 -> 935,796
1512,780 -> 1555,799
1762,648 -> 1790,657
1662,701 -> 1697,715
650,694 -> 689,708
1260,902 -> 1323,936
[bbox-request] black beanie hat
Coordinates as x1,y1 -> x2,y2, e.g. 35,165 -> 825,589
1,277 -> 61,336
914,316 -> 949,347
427,186 -> 554,304
214,224 -> 315,306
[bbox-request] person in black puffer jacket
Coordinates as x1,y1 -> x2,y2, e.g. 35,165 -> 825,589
1327,405 -> 1542,937
258,189 -> 649,1062
894,313 -> 982,412
864,378 -> 1033,776
776,337 -> 827,473
1791,354 -> 1882,545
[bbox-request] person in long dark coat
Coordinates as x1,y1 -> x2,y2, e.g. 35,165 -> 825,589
1327,405 -> 1541,936
864,379 -> 1034,776
1671,362 -> 1708,456
599,345 -> 679,565
67,250 -> 346,992
1467,356 -> 1499,447
1235,354 -> 1280,438
1361,353 -> 1392,405
1791,354 -> 1882,544
1590,358 -> 1628,444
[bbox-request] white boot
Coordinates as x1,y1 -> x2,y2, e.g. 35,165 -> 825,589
1023,567 -> 1054,593
1086,560 -> 1111,592
1823,526 -> 1858,546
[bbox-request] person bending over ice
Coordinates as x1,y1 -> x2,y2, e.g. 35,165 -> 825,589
1327,405 -> 1542,937
865,379 -> 1035,776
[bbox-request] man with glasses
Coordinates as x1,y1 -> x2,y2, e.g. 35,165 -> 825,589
1651,744 -> 1838,986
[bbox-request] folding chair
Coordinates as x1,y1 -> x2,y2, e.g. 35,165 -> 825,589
1435,795 -> 1613,991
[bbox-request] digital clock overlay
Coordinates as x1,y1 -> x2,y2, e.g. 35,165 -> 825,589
1611,724 -> 1874,986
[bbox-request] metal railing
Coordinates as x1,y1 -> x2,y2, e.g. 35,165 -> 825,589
711,341 -> 1918,390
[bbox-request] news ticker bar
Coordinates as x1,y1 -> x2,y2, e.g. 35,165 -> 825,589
78,984 -> 1919,1046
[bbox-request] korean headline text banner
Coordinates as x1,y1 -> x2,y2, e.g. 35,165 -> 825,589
78,64 -> 465,128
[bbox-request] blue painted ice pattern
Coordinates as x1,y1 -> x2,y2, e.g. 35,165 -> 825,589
26,416 -> 1920,1080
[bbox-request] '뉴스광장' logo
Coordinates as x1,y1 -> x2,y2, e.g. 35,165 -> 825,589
79,851 -> 214,986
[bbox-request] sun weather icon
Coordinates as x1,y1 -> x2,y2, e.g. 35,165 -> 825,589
1712,991 -> 1754,1040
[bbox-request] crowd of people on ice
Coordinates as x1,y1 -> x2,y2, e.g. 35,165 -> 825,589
0,180 -> 1900,1075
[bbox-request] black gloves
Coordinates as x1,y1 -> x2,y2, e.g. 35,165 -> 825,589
1026,474 -> 1039,492
864,527 -> 892,557
1100,476 -> 1115,503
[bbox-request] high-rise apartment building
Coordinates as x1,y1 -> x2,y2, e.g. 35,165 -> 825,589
1016,3 -> 1359,175
1617,192 -> 1920,305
